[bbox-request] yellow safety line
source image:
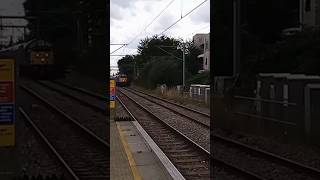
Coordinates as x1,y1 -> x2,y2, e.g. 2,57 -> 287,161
116,122 -> 142,180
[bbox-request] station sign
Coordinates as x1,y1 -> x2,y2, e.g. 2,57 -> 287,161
0,104 -> 15,123
0,58 -> 15,146
110,79 -> 116,109
0,82 -> 14,102
110,79 -> 115,88
110,101 -> 115,109
0,59 -> 15,81
0,125 -> 15,146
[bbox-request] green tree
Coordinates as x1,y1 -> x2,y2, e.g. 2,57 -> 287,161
139,56 -> 182,89
258,28 -> 320,74
184,41 -> 202,75
135,35 -> 182,66
117,55 -> 135,80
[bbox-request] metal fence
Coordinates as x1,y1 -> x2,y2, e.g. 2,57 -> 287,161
231,94 -> 299,141
224,73 -> 320,144
189,84 -> 210,105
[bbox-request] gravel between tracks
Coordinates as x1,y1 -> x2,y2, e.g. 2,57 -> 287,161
214,167 -> 247,180
130,85 -> 210,115
125,88 -> 210,126
119,88 -> 210,151
16,88 -> 66,177
27,96 -> 108,179
215,128 -> 320,173
215,141 -> 317,180
59,71 -> 105,95
21,80 -> 108,142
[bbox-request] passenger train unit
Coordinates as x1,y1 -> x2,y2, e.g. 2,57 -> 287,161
0,39 -> 64,79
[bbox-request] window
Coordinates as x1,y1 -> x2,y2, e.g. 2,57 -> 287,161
205,58 -> 208,65
305,0 -> 311,12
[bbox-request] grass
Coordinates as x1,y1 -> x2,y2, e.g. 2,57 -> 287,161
131,84 -> 210,109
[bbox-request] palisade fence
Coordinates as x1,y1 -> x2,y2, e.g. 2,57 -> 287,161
159,84 -> 210,105
227,73 -> 320,144
188,84 -> 210,104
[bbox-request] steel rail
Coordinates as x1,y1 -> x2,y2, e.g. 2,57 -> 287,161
125,87 -> 210,117
120,88 -> 210,128
117,90 -> 210,155
34,80 -> 106,113
118,89 -> 261,179
52,80 -> 107,101
214,134 -> 320,178
20,84 -> 109,148
19,107 -> 80,180
214,158 -> 266,180
116,96 -> 186,180
116,93 -> 210,179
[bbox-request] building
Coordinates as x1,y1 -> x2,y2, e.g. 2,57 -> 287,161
193,33 -> 210,72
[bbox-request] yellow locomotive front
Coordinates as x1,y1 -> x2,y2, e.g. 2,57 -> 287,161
30,50 -> 54,65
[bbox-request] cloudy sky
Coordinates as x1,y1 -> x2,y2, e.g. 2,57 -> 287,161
110,0 -> 210,75
0,0 -> 27,44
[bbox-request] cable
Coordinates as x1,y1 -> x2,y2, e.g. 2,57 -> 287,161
160,0 -> 208,35
125,0 -> 175,46
180,0 -> 183,18
110,43 -> 127,45
156,46 -> 182,60
144,0 -> 175,32
110,0 -> 175,55
110,44 -> 126,54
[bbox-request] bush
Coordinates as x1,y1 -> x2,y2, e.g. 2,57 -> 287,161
186,71 -> 210,85
138,57 -> 182,89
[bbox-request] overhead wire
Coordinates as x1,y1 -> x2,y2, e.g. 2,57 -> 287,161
110,0 -> 176,55
111,0 -> 209,55
160,0 -> 208,35
126,0 -> 176,46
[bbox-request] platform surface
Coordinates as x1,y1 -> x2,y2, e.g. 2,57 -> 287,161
117,120 -> 175,180
110,118 -> 134,180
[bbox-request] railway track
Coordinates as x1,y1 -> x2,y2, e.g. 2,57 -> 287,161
118,88 -> 210,150
20,80 -> 108,141
117,89 -> 210,179
19,85 -> 109,180
35,80 -> 106,113
121,87 -> 320,179
123,87 -> 210,127
20,80 -> 320,179
214,135 -> 320,179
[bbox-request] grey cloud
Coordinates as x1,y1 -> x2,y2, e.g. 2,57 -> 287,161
189,2 -> 210,24
143,4 -> 152,12
111,0 -> 136,9
110,4 -> 124,20
151,12 -> 177,32
111,0 -> 163,9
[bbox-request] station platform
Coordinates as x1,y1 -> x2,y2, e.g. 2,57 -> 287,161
110,116 -> 179,180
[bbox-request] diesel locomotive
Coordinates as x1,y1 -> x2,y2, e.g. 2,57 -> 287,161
116,74 -> 131,87
0,39 -> 64,79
